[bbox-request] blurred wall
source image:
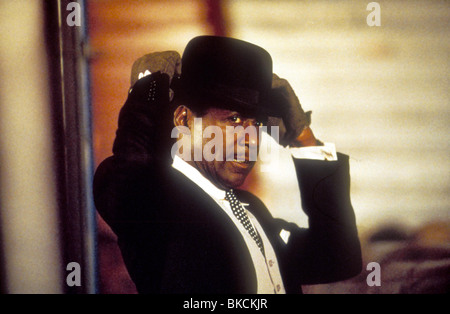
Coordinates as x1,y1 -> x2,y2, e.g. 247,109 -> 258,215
229,0 -> 449,230
0,1 -> 63,293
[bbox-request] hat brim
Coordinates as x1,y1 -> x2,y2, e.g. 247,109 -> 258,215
176,82 -> 284,118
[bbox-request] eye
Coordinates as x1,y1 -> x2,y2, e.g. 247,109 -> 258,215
230,115 -> 242,124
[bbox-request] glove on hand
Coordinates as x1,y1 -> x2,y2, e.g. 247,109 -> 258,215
130,50 -> 182,100
270,74 -> 315,147
113,51 -> 182,163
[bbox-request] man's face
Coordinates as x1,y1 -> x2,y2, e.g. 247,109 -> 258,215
187,107 -> 265,190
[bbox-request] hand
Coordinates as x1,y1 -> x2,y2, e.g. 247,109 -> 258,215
113,72 -> 171,163
130,51 -> 181,100
112,51 -> 182,163
271,74 -> 317,147
290,126 -> 323,147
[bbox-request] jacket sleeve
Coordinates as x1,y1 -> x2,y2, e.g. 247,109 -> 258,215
93,72 -> 169,227
93,72 -> 175,293
277,153 -> 362,290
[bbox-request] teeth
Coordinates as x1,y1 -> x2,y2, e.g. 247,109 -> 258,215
233,159 -> 247,163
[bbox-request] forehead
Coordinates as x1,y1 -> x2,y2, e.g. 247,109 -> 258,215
202,106 -> 267,121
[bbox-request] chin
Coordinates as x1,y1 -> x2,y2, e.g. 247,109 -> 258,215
222,174 -> 247,190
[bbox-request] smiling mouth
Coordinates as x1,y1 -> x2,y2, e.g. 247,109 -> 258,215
225,153 -> 253,166
229,158 -> 254,170
232,158 -> 249,164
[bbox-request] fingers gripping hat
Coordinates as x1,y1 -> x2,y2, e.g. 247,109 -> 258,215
130,50 -> 182,101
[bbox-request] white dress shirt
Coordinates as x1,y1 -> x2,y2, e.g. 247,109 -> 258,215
172,155 -> 286,293
171,134 -> 337,294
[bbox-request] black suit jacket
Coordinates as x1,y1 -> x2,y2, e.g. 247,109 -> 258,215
93,153 -> 362,294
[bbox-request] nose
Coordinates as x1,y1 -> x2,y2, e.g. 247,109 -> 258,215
237,120 -> 260,148
242,130 -> 258,147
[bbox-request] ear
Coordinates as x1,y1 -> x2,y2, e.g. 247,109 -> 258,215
173,105 -> 194,129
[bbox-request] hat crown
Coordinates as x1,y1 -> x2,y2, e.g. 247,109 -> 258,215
181,36 -> 273,100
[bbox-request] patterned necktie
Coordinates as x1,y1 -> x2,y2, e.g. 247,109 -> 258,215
225,189 -> 265,256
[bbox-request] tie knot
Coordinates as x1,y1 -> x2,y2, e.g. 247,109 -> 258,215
225,188 -> 234,199
225,189 -> 239,204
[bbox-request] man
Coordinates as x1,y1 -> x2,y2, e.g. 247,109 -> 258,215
93,36 -> 362,293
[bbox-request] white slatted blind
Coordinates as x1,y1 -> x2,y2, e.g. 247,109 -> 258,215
230,0 -> 449,229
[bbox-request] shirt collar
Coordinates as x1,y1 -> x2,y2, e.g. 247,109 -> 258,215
172,155 -> 226,201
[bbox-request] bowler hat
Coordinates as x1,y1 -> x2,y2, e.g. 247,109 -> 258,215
176,36 -> 282,117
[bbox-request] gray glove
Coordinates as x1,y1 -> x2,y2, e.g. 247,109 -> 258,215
130,51 -> 182,101
113,51 -> 182,163
270,74 -> 312,146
